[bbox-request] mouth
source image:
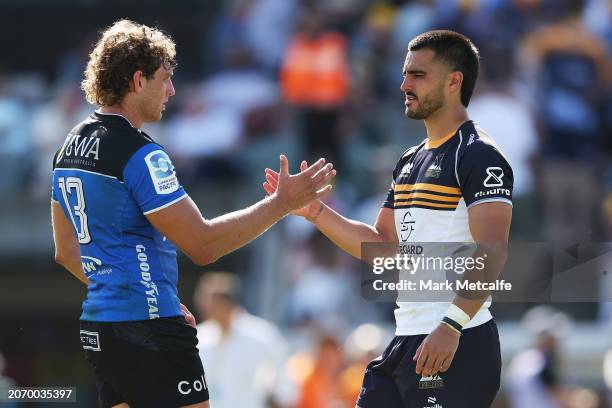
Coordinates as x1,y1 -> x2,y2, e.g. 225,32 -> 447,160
405,95 -> 417,106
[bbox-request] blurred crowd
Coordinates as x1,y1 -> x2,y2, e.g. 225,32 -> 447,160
0,0 -> 611,406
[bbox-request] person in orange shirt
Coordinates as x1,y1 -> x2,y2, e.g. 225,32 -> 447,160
280,11 -> 351,171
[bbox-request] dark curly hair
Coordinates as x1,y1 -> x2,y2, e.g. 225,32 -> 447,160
81,19 -> 177,106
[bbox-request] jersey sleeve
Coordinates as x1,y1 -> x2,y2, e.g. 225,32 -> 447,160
457,142 -> 513,208
123,144 -> 187,215
382,180 -> 395,209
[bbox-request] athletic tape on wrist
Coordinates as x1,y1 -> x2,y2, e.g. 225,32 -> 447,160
445,304 -> 470,328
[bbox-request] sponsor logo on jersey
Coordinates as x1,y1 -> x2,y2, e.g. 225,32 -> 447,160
483,167 -> 504,187
474,188 -> 511,199
81,256 -> 102,273
400,210 -> 415,241
425,153 -> 445,178
145,150 -> 179,195
177,374 -> 208,395
400,162 -> 413,176
424,396 -> 443,408
79,330 -> 101,351
56,133 -> 101,165
467,133 -> 476,146
81,256 -> 112,276
136,244 -> 160,319
418,374 -> 444,389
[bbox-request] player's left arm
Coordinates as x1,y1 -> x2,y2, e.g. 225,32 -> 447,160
51,201 -> 89,285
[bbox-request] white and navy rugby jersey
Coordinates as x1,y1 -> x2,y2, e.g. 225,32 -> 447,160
382,120 -> 513,336
52,111 -> 187,322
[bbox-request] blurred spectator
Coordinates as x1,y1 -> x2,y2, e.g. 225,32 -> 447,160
280,10 -> 351,169
164,89 -> 243,182
520,0 -> 609,241
0,75 -> 31,192
195,272 -> 297,408
469,45 -> 539,237
507,330 -> 564,408
286,231 -> 359,326
204,0 -> 297,74
296,335 -> 346,408
30,84 -> 89,198
0,352 -> 18,408
165,48 -> 278,181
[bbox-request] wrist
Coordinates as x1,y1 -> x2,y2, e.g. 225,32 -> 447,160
269,193 -> 291,218
305,201 -> 325,223
440,304 -> 470,337
445,304 -> 471,327
439,321 -> 461,337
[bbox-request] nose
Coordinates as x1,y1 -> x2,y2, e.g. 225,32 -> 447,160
400,76 -> 411,94
167,79 -> 175,97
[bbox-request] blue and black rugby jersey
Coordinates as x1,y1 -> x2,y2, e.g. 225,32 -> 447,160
381,120 -> 514,335
52,111 -> 187,322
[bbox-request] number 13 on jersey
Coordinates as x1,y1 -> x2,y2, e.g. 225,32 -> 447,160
57,176 -> 91,244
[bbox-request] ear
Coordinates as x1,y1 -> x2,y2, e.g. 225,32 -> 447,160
448,71 -> 463,94
130,70 -> 145,93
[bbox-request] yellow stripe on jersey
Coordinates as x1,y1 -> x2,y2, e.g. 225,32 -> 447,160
394,199 -> 458,209
394,183 -> 461,195
394,192 -> 461,202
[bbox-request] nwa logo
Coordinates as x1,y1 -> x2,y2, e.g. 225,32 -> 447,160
418,374 -> 444,389
145,150 -> 179,195
423,396 -> 443,408
425,153 -> 445,178
56,133 -> 101,164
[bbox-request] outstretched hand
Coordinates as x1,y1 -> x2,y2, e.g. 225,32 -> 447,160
263,158 -> 332,220
264,156 -> 335,216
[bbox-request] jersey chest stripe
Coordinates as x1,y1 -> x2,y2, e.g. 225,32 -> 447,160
54,167 -> 122,182
395,192 -> 461,202
394,199 -> 458,209
395,183 -> 461,195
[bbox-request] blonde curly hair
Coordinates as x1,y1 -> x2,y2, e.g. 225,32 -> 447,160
81,19 -> 177,106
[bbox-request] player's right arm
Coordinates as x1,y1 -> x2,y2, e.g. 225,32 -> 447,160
147,155 -> 335,266
263,161 -> 397,259
51,201 -> 89,285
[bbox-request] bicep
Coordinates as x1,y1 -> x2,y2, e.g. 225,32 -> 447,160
145,196 -> 207,260
468,202 -> 512,244
374,207 -> 398,243
51,201 -> 79,256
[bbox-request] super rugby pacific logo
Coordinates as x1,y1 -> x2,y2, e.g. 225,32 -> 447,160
145,150 -> 179,195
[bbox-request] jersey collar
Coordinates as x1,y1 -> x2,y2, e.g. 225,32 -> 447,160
94,110 -> 136,128
424,120 -> 472,150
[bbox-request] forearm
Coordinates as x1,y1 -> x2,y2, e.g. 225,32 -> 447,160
199,195 -> 288,263
311,203 -> 387,259
57,254 -> 89,285
452,243 -> 507,319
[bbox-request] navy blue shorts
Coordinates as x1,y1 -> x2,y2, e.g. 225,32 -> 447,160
357,319 -> 501,408
80,317 -> 209,408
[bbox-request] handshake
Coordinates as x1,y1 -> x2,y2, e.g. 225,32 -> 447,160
262,155 -> 336,222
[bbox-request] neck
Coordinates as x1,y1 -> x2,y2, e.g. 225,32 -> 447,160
100,103 -> 143,128
423,104 -> 469,142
